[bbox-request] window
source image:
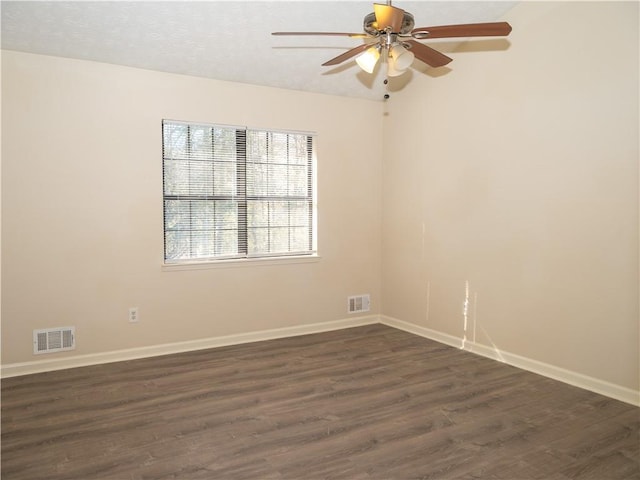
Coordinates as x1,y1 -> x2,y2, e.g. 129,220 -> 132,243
162,120 -> 316,263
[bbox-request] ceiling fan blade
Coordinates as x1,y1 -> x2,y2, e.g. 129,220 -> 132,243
405,40 -> 452,68
373,3 -> 405,32
322,43 -> 373,66
272,32 -> 369,38
411,22 -> 512,39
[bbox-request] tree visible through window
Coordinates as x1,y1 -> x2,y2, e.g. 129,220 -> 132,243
162,120 -> 316,263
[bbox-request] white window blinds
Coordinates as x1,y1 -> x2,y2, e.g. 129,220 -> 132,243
162,120 -> 316,263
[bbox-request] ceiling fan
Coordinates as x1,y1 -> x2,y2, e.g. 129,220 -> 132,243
272,1 -> 512,77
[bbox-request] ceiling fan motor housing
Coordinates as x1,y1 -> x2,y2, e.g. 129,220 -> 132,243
363,11 -> 415,35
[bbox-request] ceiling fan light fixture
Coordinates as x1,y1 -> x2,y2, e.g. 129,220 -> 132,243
355,45 -> 380,74
390,43 -> 415,71
386,60 -> 408,77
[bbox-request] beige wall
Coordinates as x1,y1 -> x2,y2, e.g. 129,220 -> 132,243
382,1 -> 639,391
1,51 -> 383,363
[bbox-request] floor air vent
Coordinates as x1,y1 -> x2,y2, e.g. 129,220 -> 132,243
348,294 -> 370,314
33,327 -> 76,355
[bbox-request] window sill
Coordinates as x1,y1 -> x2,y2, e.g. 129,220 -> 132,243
161,254 -> 321,272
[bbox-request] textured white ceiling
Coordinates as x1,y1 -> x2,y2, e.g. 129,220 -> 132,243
1,1 -> 517,101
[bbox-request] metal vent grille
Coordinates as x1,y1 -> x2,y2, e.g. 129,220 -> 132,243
33,327 -> 75,355
348,294 -> 370,314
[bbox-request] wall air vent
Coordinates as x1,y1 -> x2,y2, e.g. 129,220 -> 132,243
33,327 -> 76,355
348,294 -> 371,314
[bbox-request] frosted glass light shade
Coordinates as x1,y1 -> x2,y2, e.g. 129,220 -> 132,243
356,47 -> 380,74
390,44 -> 415,71
386,61 -> 406,77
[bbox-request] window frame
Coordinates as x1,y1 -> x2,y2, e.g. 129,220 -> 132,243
161,119 -> 318,268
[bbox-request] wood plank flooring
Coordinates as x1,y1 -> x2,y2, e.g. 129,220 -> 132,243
2,324 -> 638,479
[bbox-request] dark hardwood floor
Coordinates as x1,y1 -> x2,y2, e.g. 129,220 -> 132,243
2,324 -> 638,479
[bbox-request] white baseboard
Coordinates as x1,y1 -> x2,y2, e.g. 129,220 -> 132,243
4,314 -> 638,407
380,315 -> 640,407
381,315 -> 464,350
1,315 -> 379,378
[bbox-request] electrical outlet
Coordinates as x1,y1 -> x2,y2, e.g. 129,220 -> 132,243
128,307 -> 139,323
